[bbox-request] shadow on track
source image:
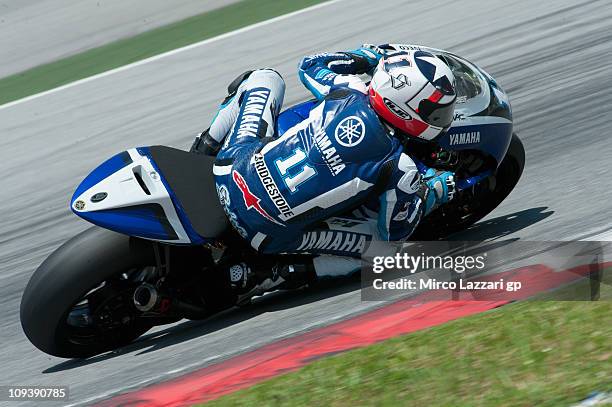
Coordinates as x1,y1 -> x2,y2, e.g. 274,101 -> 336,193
42,207 -> 551,373
449,206 -> 554,241
42,275 -> 361,373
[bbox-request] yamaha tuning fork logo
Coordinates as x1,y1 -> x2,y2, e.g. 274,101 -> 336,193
334,116 -> 366,147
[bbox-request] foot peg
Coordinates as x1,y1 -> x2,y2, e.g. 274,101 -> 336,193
228,262 -> 317,305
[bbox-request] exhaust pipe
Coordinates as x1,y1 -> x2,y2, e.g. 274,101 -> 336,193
133,283 -> 208,318
133,283 -> 159,312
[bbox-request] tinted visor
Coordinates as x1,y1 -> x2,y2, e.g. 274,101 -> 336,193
418,99 -> 456,128
382,51 -> 411,71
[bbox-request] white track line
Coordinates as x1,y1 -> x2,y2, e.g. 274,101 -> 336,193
581,228 -> 612,241
0,0 -> 344,112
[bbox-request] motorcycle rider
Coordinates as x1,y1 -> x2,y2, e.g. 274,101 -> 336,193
191,44 -> 457,302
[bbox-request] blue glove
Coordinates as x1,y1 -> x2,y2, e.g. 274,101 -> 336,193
423,168 -> 456,215
349,44 -> 385,69
361,44 -> 385,59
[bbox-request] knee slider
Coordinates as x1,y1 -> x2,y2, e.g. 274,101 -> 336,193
227,70 -> 253,95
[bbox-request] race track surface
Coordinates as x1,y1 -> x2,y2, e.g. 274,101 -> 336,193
0,0 -> 240,78
0,0 -> 611,405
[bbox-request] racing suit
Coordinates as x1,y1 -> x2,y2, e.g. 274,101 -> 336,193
198,47 -> 446,279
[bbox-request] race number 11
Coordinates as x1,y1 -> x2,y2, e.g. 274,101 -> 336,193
274,148 -> 316,193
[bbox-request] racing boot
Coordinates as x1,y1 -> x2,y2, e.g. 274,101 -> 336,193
227,261 -> 317,305
190,70 -> 253,156
190,128 -> 220,156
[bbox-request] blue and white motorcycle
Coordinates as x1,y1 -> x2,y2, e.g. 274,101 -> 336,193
21,46 -> 525,358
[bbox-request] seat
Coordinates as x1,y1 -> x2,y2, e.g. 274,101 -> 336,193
147,146 -> 229,239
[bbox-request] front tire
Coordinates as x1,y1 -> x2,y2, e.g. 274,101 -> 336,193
20,227 -> 156,358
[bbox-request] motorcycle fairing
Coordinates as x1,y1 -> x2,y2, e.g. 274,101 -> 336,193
71,148 -> 199,244
438,118 -> 513,165
434,48 -> 513,165
277,99 -> 317,136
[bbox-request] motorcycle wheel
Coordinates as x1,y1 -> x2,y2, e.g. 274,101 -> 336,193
20,227 -> 157,358
412,133 -> 525,240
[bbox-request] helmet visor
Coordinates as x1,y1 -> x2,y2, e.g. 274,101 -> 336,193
418,99 -> 456,129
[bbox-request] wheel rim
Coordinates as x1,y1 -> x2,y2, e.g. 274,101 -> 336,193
64,268 -> 148,347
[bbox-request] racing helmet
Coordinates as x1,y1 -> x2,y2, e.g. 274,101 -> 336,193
369,50 -> 457,140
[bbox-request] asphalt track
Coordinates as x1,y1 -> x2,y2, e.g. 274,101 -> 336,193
0,0 -> 611,405
0,0 -> 240,77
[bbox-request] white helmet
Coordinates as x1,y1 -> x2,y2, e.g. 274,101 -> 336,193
368,50 -> 457,140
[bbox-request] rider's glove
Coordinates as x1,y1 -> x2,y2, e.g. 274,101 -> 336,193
422,168 -> 456,215
361,43 -> 385,57
352,44 -> 385,68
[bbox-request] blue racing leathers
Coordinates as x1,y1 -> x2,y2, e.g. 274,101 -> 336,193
212,48 -> 427,258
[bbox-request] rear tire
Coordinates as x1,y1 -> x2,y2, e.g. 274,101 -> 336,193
20,227 -> 156,358
412,133 -> 525,240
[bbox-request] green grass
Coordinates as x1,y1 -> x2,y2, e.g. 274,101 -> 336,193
205,275 -> 611,406
0,0 -> 329,106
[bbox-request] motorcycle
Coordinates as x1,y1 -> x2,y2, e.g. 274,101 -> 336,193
20,46 -> 525,358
